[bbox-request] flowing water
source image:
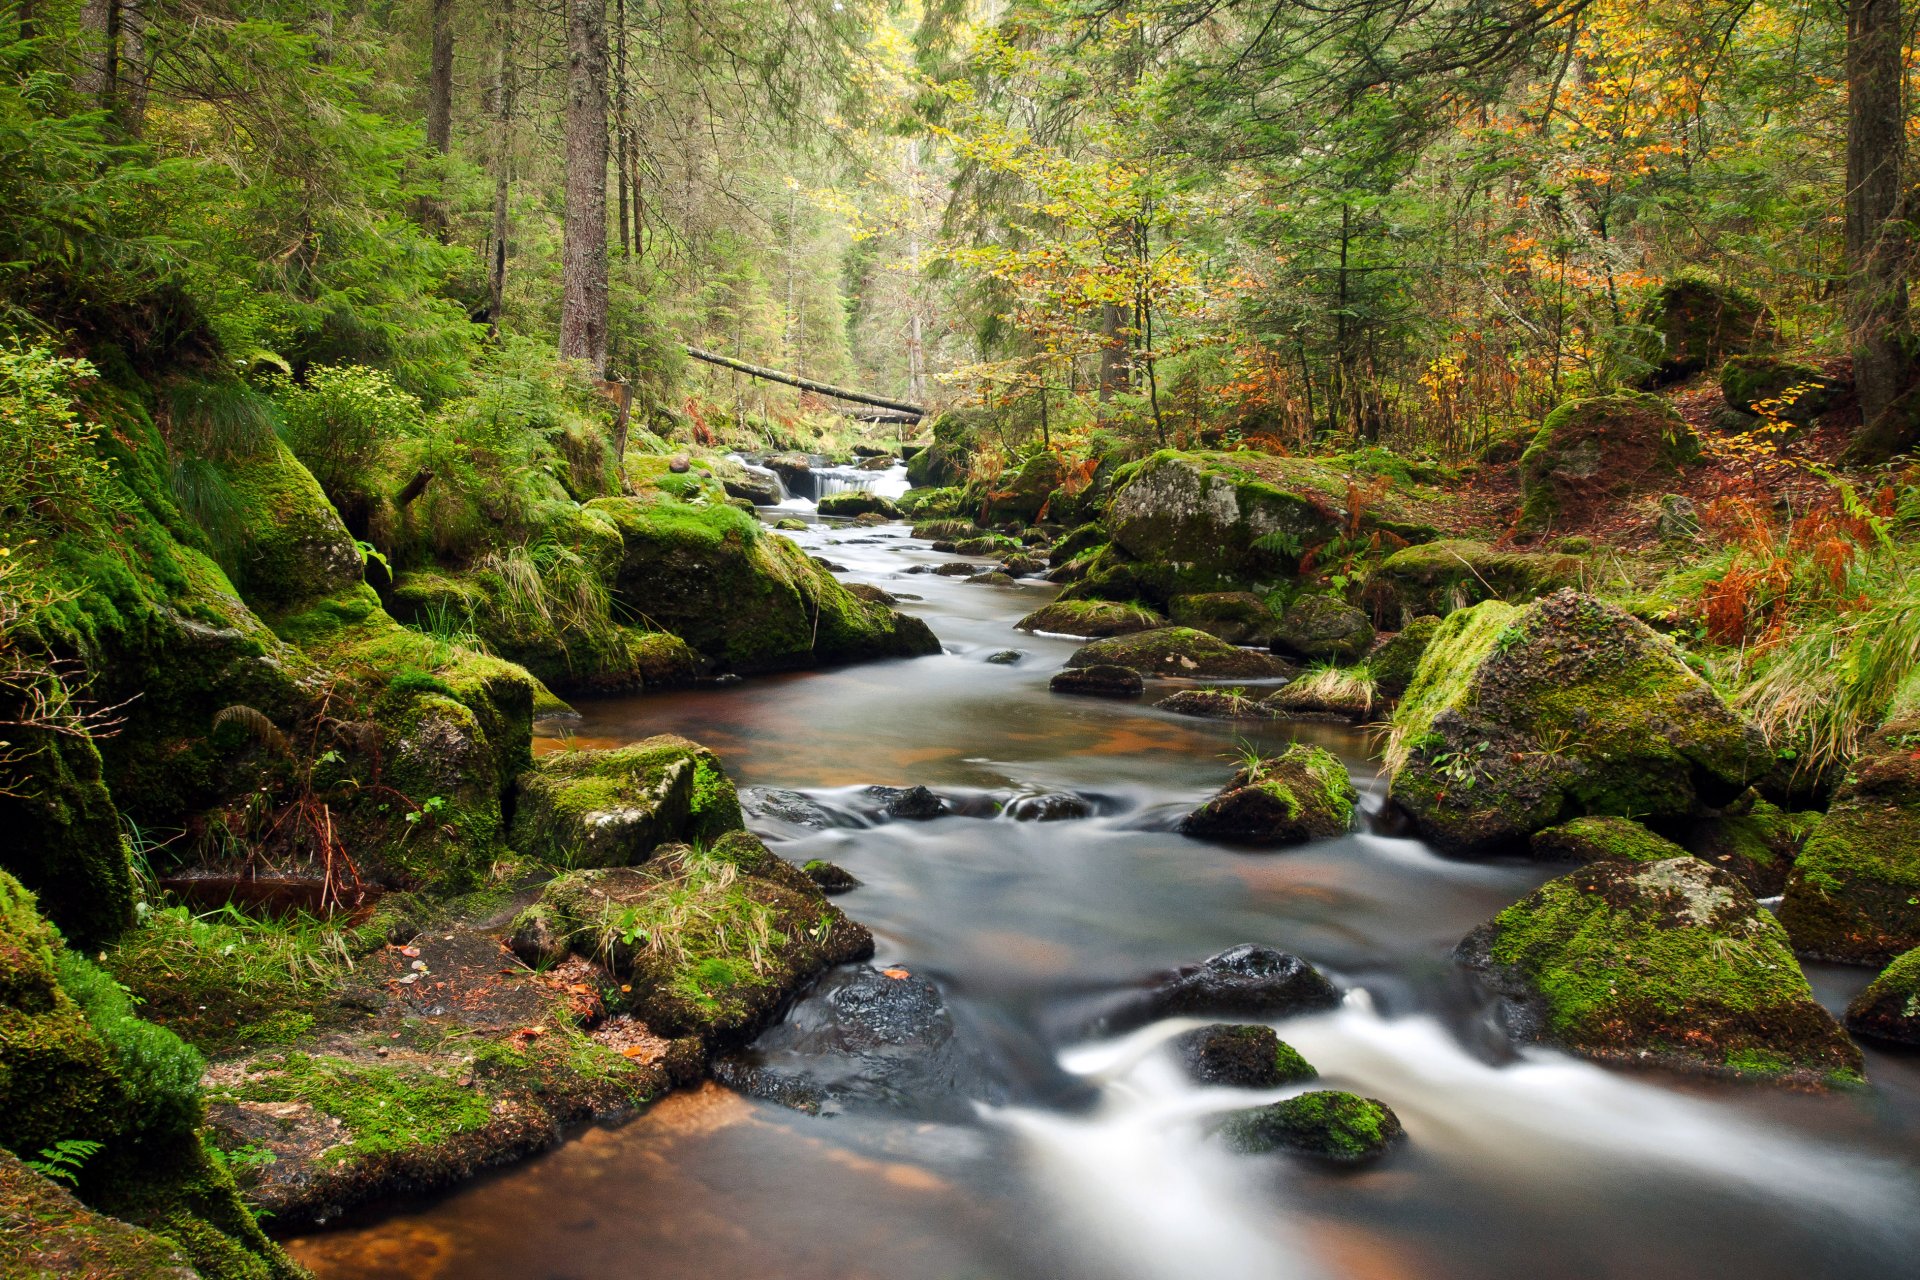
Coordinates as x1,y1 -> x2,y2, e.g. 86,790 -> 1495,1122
291,519 -> 1920,1280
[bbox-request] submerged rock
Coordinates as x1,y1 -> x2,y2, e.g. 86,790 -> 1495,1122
1181,745 -> 1356,846
1108,944 -> 1341,1032
1065,627 -> 1294,680
866,784 -> 946,820
1456,856 -> 1863,1087
1172,1024 -> 1317,1089
1844,947 -> 1920,1046
1386,591 -> 1768,853
1157,689 -> 1277,720
1002,792 -> 1095,822
1049,664 -> 1144,699
984,649 -> 1025,665
510,736 -> 744,867
741,787 -> 835,829
1272,596 -> 1375,664
802,860 -> 862,894
968,570 -> 1017,586
1016,598 -> 1167,638
1518,395 -> 1699,531
1217,1091 -> 1405,1164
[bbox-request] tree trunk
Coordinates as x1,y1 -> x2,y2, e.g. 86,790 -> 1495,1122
117,0 -> 146,134
425,0 -> 455,154
1098,303 -> 1127,400
486,0 -> 516,337
1843,0 -> 1915,461
613,0 -> 631,257
76,0 -> 116,106
559,0 -> 611,374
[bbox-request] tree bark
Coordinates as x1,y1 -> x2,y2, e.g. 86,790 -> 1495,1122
76,0 -> 116,106
486,0 -> 516,337
614,0 -> 631,257
559,0 -> 611,374
1843,0 -> 1915,460
1097,303 -> 1128,400
425,0 -> 455,154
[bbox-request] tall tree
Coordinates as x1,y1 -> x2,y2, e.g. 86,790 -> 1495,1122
425,0 -> 455,155
1842,0 -> 1913,461
486,0 -> 517,336
560,0 -> 611,373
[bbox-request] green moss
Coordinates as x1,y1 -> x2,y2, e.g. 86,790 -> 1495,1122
1780,795 -> 1920,964
511,736 -> 744,868
1065,626 -> 1291,679
1532,816 -> 1689,865
1015,598 -> 1166,638
213,1052 -> 494,1163
1387,599 -> 1518,773
1366,539 -> 1585,625
1218,1091 -> 1404,1162
1518,395 -> 1698,531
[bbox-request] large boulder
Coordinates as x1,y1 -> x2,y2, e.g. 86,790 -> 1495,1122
0,1149 -> 201,1280
978,450 -> 1067,524
1217,1092 -> 1405,1164
1168,592 -> 1280,646
1778,705 -> 1920,964
904,411 -> 980,489
1844,947 -> 1920,1045
0,731 -> 132,950
1719,355 -> 1845,425
1456,857 -> 1862,1087
1271,595 -> 1374,664
1017,598 -> 1167,638
1181,744 -> 1356,845
1387,592 -> 1769,853
1063,627 -> 1294,680
1529,816 -> 1691,865
1519,395 -> 1699,532
1634,273 -> 1770,387
510,736 -> 745,867
586,494 -> 939,673
1361,539 -> 1585,628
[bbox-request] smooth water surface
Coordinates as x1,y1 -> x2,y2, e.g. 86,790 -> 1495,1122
292,520 -> 1920,1280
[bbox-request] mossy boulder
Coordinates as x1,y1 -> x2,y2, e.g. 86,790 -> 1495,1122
817,490 -> 903,519
1272,595 -> 1375,664
1064,627 -> 1294,680
1217,1092 -> 1405,1164
979,450 -> 1067,524
1456,857 -> 1863,1087
1015,598 -> 1166,638
0,1149 -> 201,1280
586,494 -> 939,674
1719,355 -> 1845,424
1047,523 -> 1106,567
217,437 -> 368,616
1778,708 -> 1920,964
527,833 -> 875,1044
1844,947 -> 1920,1045
1519,395 -> 1699,532
1530,816 -> 1690,865
510,736 -> 745,868
1369,615 -> 1441,698
1181,744 -> 1356,845
0,875 -> 297,1279
1172,1024 -> 1316,1089
904,410 -> 981,489
0,730 -> 133,950
714,458 -> 783,506
1168,592 -> 1280,646
1634,273 -> 1770,387
1387,592 -> 1769,853
1261,669 -> 1378,722
1683,795 -> 1817,897
1362,539 -> 1585,628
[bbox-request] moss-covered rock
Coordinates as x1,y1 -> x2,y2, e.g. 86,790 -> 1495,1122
217,437 -> 367,616
904,410 -> 980,488
1272,595 -> 1375,664
1015,598 -> 1166,638
1387,592 -> 1768,853
1456,857 -> 1862,1086
1530,816 -> 1690,865
1157,689 -> 1277,720
511,737 -> 745,868
1634,272 -> 1770,387
1172,1024 -> 1316,1089
978,450 -> 1067,524
0,731 -> 133,951
1064,627 -> 1294,680
1181,744 -> 1356,845
0,1149 -> 201,1280
1361,540 -> 1585,627
1261,667 -> 1378,722
1844,947 -> 1920,1045
1217,1092 -> 1405,1164
1047,522 -> 1106,567
1719,355 -> 1845,424
1049,665 -> 1144,699
817,490 -> 903,519
528,833 -> 875,1043
1778,708 -> 1920,964
1518,395 -> 1698,532
1683,795 -> 1817,897
1168,592 -> 1280,646
587,494 -> 939,674
1368,616 -> 1441,698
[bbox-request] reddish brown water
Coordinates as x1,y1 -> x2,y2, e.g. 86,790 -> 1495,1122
292,519 -> 1920,1280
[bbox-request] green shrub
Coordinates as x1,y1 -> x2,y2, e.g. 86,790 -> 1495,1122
0,344 -> 116,535
276,363 -> 423,500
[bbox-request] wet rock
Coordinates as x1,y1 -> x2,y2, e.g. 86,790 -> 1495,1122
1181,744 -> 1356,846
1272,596 -> 1375,664
812,557 -> 850,572
1109,944 -> 1341,1032
1262,669 -> 1377,722
912,518 -> 978,541
774,517 -> 808,531
857,454 -> 898,471
817,491 -> 901,518
1386,591 -> 1769,854
866,784 -> 946,820
802,860 -> 862,894
933,562 -> 978,577
1682,794 -> 1816,897
718,463 -> 782,506
844,582 -> 899,605
1156,689 -> 1276,720
741,787 -> 835,829
1168,592 -> 1281,646
1361,540 -> 1584,628
1456,856 -> 1863,1087
1003,792 -> 1094,822
1217,1091 -> 1405,1164
984,649 -> 1025,665
1529,816 -> 1690,865
1048,523 -> 1106,567
510,735 -> 744,867
1844,947 -> 1920,1046
1001,553 -> 1049,577
1049,665 -> 1144,699
968,571 -> 1017,586
1519,394 -> 1699,531
506,903 -> 571,969
712,964 -> 999,1118
1172,1024 -> 1317,1089
1016,599 -> 1167,638
767,453 -> 813,490
1065,627 -> 1294,680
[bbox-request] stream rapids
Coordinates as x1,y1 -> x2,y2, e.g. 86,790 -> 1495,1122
289,517 -> 1920,1280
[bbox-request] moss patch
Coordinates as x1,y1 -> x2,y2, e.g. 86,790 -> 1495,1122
1217,1091 -> 1405,1163
1064,626 -> 1294,680
1016,598 -> 1166,638
511,736 -> 745,869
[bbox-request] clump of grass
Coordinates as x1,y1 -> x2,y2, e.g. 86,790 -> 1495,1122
1282,663 -> 1377,712
593,844 -> 783,978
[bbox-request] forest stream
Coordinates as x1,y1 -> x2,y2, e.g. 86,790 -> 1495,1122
285,514 -> 1920,1280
